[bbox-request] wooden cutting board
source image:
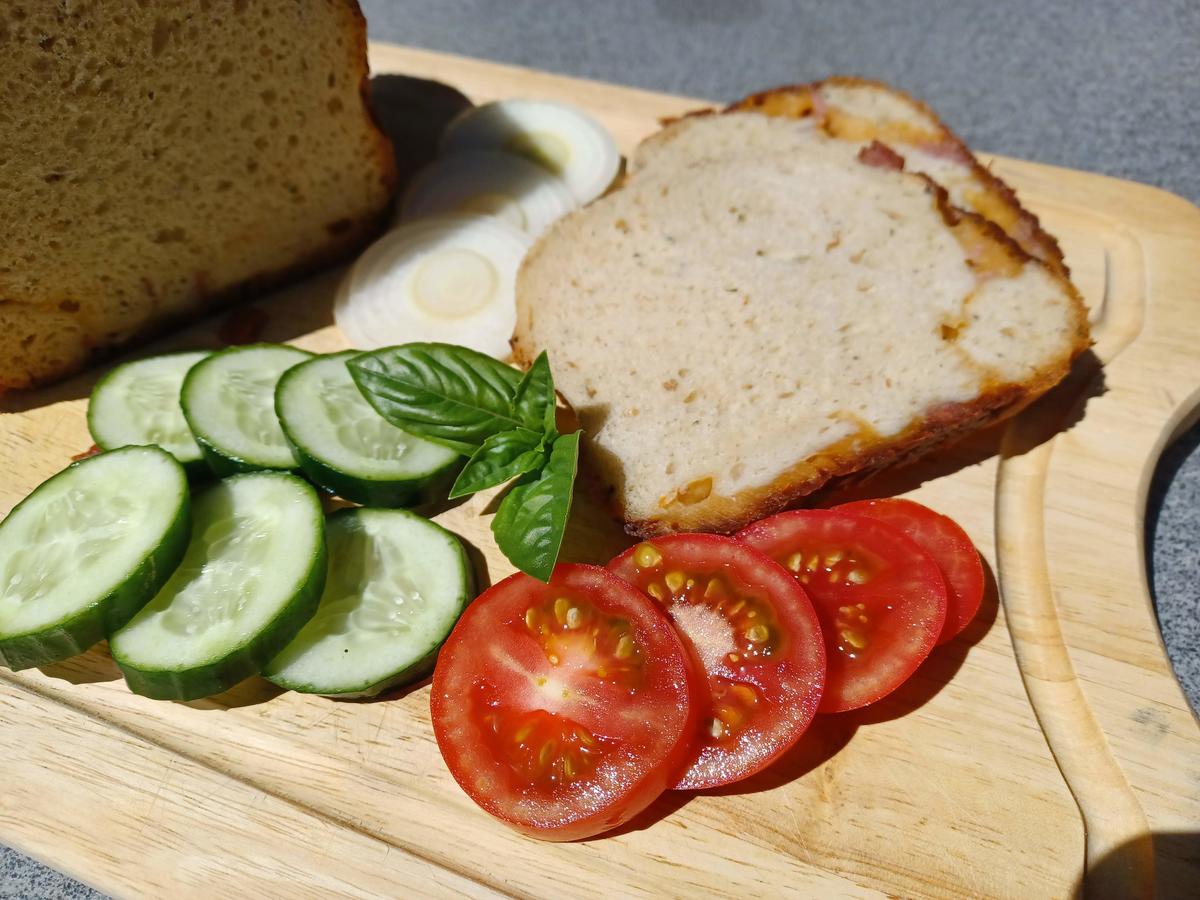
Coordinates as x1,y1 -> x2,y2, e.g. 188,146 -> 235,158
2,43 -> 1199,899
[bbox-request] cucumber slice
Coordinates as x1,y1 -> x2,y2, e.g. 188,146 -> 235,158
87,351 -> 211,476
110,472 -> 325,700
264,507 -> 473,698
180,343 -> 313,475
275,352 -> 461,506
0,447 -> 190,670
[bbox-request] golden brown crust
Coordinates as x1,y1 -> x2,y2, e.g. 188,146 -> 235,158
619,193 -> 1088,537
0,0 -> 395,396
620,379 -> 1038,538
592,172 -> 1088,539
0,208 -> 387,395
520,77 -> 1090,539
724,78 -> 1068,278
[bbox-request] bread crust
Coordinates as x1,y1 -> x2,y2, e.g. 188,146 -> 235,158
0,0 -> 396,395
713,77 -> 1068,278
513,103 -> 1091,539
614,173 -> 1087,537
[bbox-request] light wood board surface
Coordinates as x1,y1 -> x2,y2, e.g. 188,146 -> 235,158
2,43 -> 1199,899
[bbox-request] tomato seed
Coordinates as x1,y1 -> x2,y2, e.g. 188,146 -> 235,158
665,571 -> 686,594
633,543 -> 663,568
716,705 -> 743,728
840,629 -> 867,649
746,624 -> 770,643
730,683 -> 759,707
615,635 -> 634,659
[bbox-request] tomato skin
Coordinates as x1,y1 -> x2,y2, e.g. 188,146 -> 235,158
609,534 -> 825,790
737,510 -> 947,714
835,498 -> 984,644
430,563 -> 703,841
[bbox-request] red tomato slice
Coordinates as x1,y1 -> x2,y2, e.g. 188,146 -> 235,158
836,498 -> 984,644
430,563 -> 703,841
737,511 -> 947,713
608,534 -> 825,790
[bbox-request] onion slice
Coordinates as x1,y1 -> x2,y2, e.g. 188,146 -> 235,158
442,100 -> 621,205
400,150 -> 577,237
334,215 -> 532,359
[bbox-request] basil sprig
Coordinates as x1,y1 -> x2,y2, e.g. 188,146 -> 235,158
349,344 -> 577,582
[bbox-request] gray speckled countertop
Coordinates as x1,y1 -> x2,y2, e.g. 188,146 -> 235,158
4,2 -> 1198,896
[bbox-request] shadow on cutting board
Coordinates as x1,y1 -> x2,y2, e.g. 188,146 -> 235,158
683,554 -> 1000,804
368,73 -> 472,187
37,642 -> 123,684
817,349 -> 1106,507
1081,830 -> 1200,900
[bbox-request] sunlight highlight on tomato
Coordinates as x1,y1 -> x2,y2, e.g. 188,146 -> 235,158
609,534 -> 825,789
738,510 -> 947,713
430,564 -> 703,840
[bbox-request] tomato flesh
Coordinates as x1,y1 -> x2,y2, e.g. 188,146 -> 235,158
430,563 -> 702,840
609,534 -> 825,790
836,498 -> 984,643
738,510 -> 947,713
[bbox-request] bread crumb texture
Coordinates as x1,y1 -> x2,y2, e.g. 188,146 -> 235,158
516,115 -> 1089,536
0,0 -> 394,391
644,77 -> 1066,276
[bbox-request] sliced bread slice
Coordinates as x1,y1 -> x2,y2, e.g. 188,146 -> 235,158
514,116 -> 1089,537
0,0 -> 395,392
633,77 -> 1066,277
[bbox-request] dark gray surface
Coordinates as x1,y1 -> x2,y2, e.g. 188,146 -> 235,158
4,2 -> 1198,896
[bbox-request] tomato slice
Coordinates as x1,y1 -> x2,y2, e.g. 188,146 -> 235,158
836,498 -> 984,644
608,534 -> 825,790
430,563 -> 703,840
737,511 -> 947,713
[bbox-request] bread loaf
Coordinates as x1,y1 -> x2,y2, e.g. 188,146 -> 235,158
0,0 -> 395,392
514,102 -> 1089,537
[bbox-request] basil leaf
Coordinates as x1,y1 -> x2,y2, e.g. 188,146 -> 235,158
491,431 -> 580,582
448,428 -> 546,499
513,351 -> 558,437
349,343 -> 524,455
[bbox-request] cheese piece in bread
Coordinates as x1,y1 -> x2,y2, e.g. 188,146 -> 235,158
514,114 -> 1089,537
